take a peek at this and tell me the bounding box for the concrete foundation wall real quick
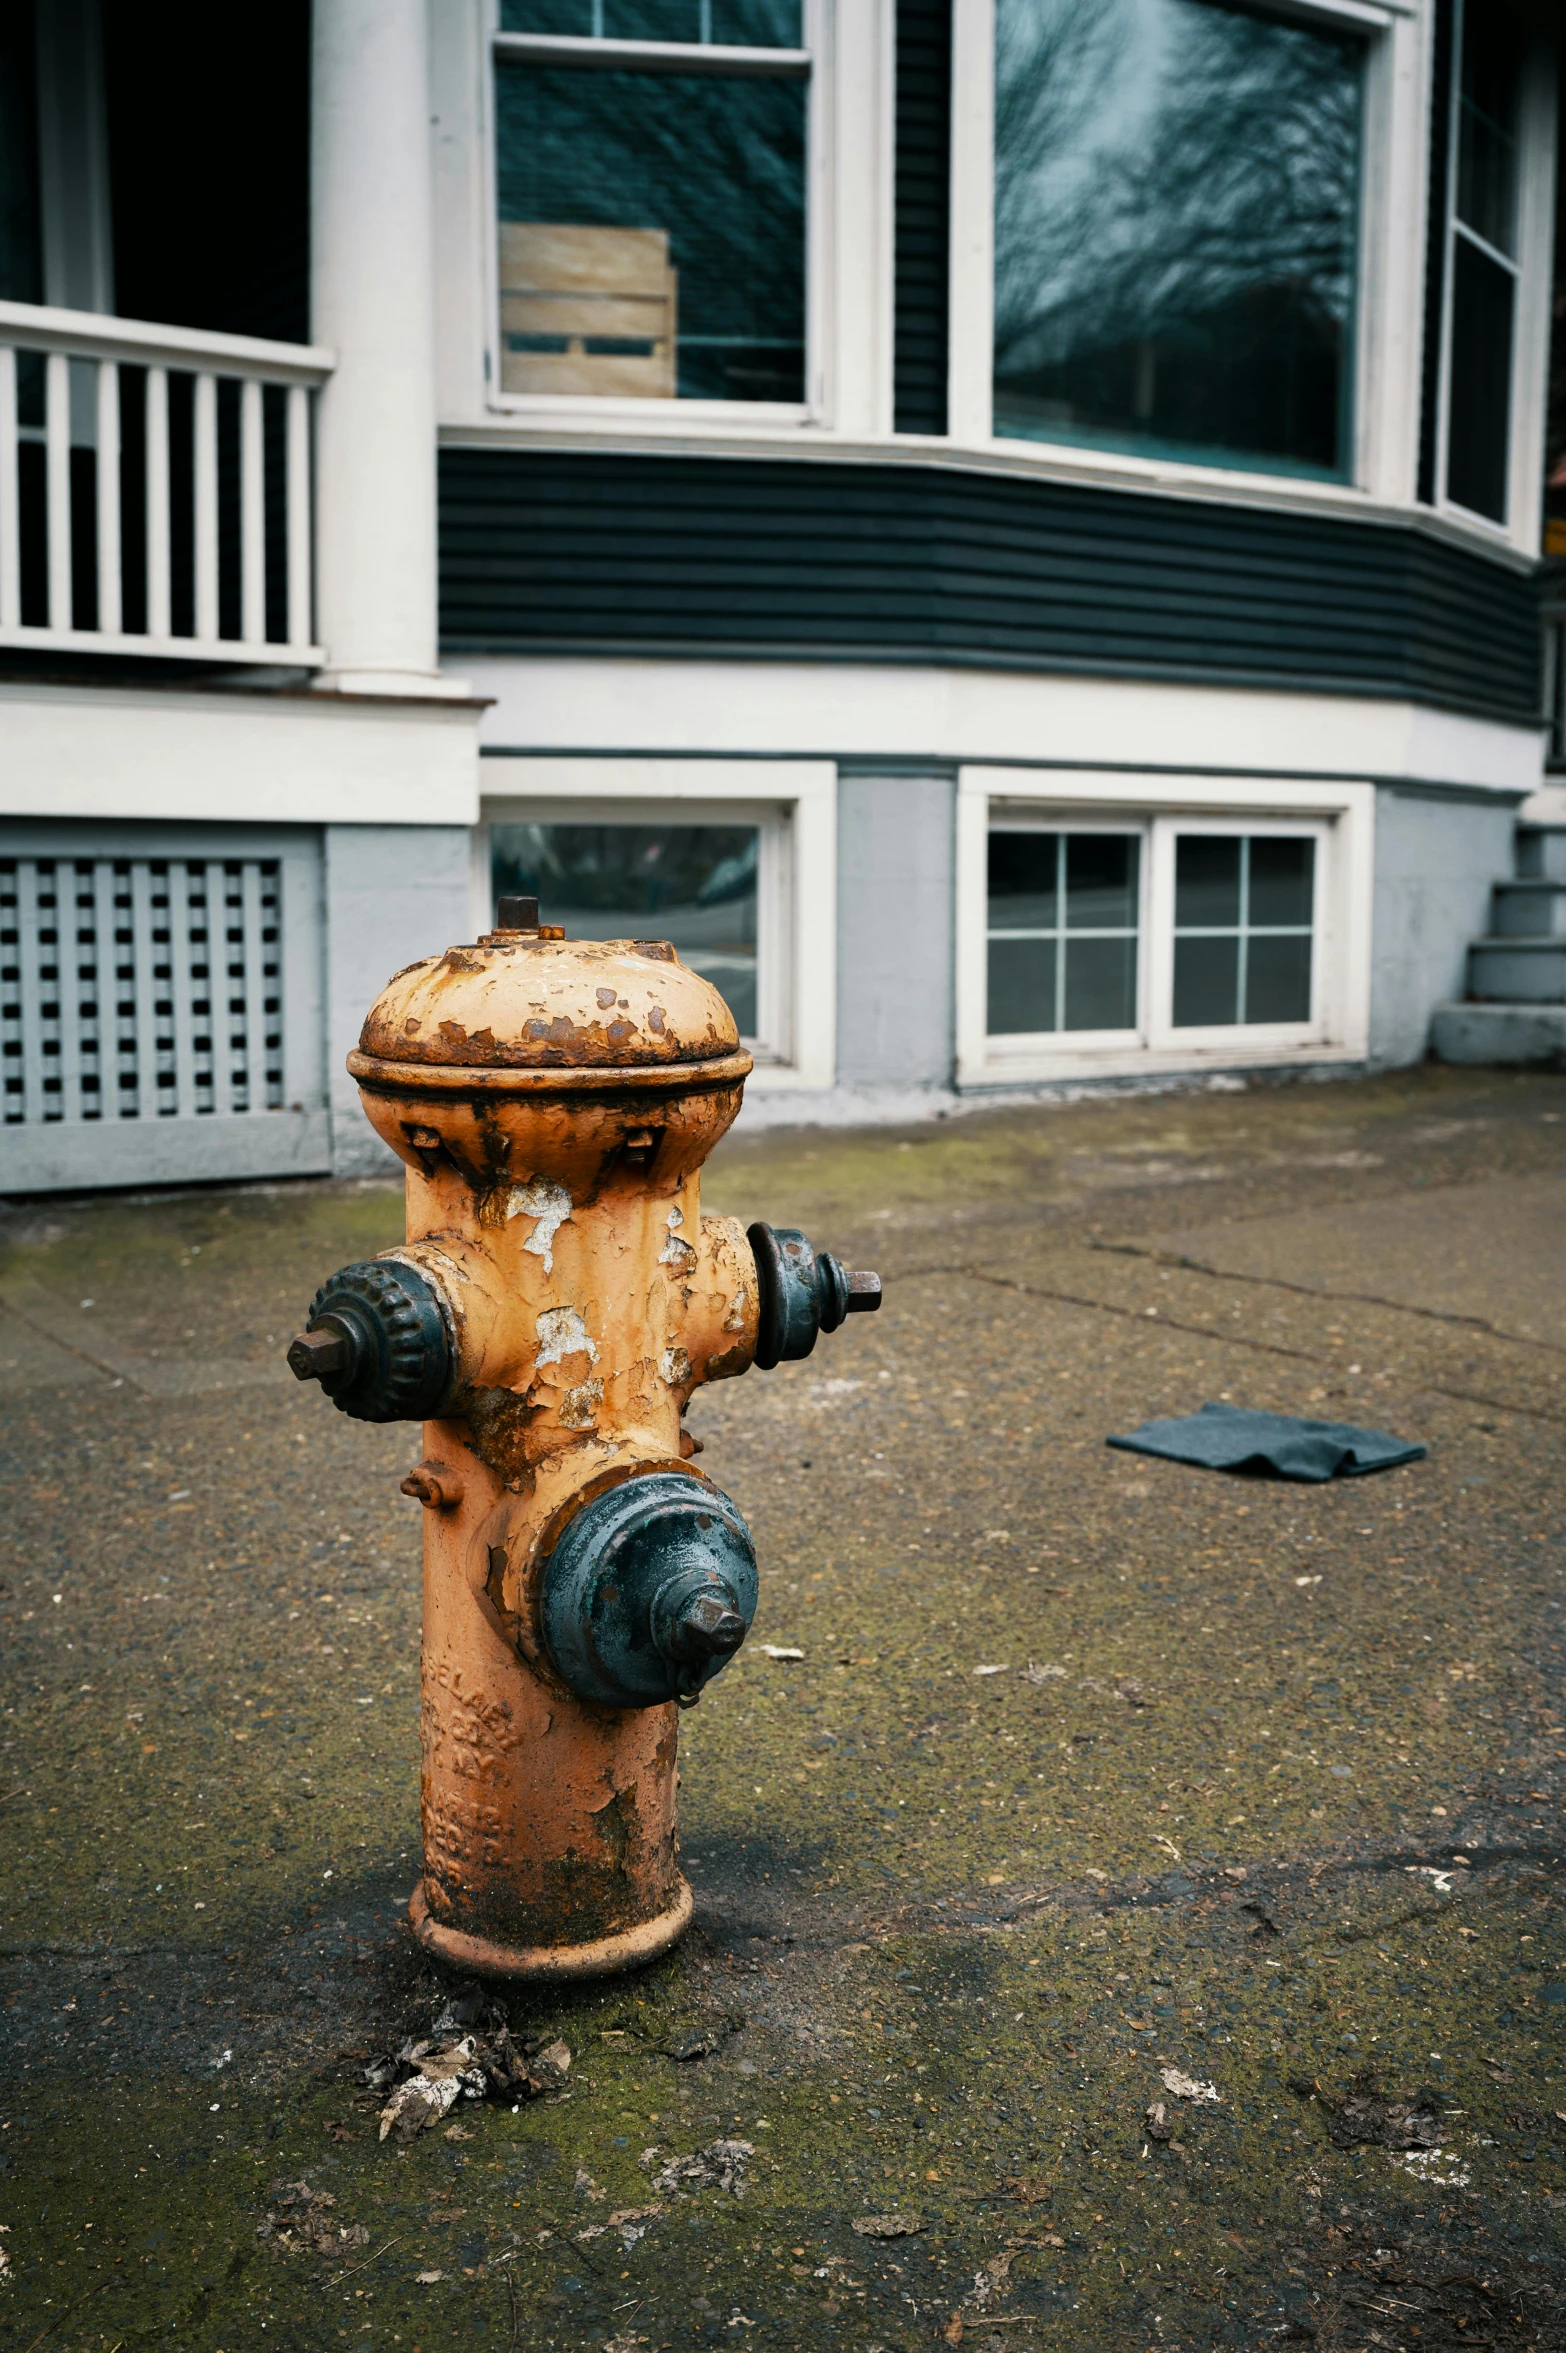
[835,768,956,1090]
[324,823,475,1171]
[1368,785,1520,1069]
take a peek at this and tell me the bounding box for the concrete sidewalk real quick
[4,1065,1566,2351]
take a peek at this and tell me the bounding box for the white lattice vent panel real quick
[1,855,284,1127]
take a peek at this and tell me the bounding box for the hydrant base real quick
[407,1876,695,1983]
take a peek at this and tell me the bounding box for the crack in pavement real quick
[1088,1239,1566,1361]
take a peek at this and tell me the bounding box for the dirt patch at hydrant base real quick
[4,1065,1566,2348]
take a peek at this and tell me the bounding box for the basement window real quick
[491,817,764,1035]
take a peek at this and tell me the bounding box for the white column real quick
[311,0,464,696]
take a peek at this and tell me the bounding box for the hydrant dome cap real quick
[358,934,743,1071]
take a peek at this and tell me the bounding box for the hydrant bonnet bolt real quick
[291,1259,453,1423]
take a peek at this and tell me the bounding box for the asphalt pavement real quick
[4,1064,1566,2351]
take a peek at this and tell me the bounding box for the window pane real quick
[502,0,595,28]
[1065,936,1137,1029]
[1175,835,1241,928]
[607,0,704,32]
[491,821,759,1033]
[1456,0,1524,257]
[1173,934,1239,1026]
[1246,932,1312,1023]
[1446,237,1514,523]
[988,831,1058,931]
[496,63,805,402]
[711,0,801,40]
[988,935,1057,1034]
[501,0,802,36]
[993,0,1363,478]
[1065,834,1138,929]
[1248,837,1314,927]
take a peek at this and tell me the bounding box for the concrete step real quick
[1432,1001,1566,1067]
[1516,824,1566,882]
[1468,937,1566,1002]
[1492,880,1566,937]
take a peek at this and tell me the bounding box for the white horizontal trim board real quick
[479,755,836,1092]
[0,1108,331,1195]
[0,683,484,828]
[954,766,1375,1088]
[458,657,1545,796]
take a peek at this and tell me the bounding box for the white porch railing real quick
[0,302,333,665]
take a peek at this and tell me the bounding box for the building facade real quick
[0,0,1559,1191]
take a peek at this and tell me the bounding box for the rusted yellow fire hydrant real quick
[287,896,879,1981]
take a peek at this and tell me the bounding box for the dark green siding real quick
[894,0,952,438]
[439,450,1541,725]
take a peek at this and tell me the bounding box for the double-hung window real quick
[989,0,1366,480]
[492,3,811,410]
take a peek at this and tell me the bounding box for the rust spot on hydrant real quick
[284,904,881,1982]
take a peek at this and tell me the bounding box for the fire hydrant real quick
[287,897,880,1981]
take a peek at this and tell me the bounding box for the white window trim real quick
[1432,0,1558,553]
[476,755,835,1090]
[954,0,1433,515]
[956,767,1374,1088]
[458,0,893,439]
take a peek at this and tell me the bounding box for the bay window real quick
[991,0,1365,479]
[493,2,809,408]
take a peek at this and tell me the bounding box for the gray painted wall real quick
[325,824,475,1172]
[835,769,956,1090]
[1368,786,1519,1068]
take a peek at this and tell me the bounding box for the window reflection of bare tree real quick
[994,0,1361,468]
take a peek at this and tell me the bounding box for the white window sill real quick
[962,1038,1360,1090]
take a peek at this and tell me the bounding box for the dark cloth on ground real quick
[1107,1400,1427,1483]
